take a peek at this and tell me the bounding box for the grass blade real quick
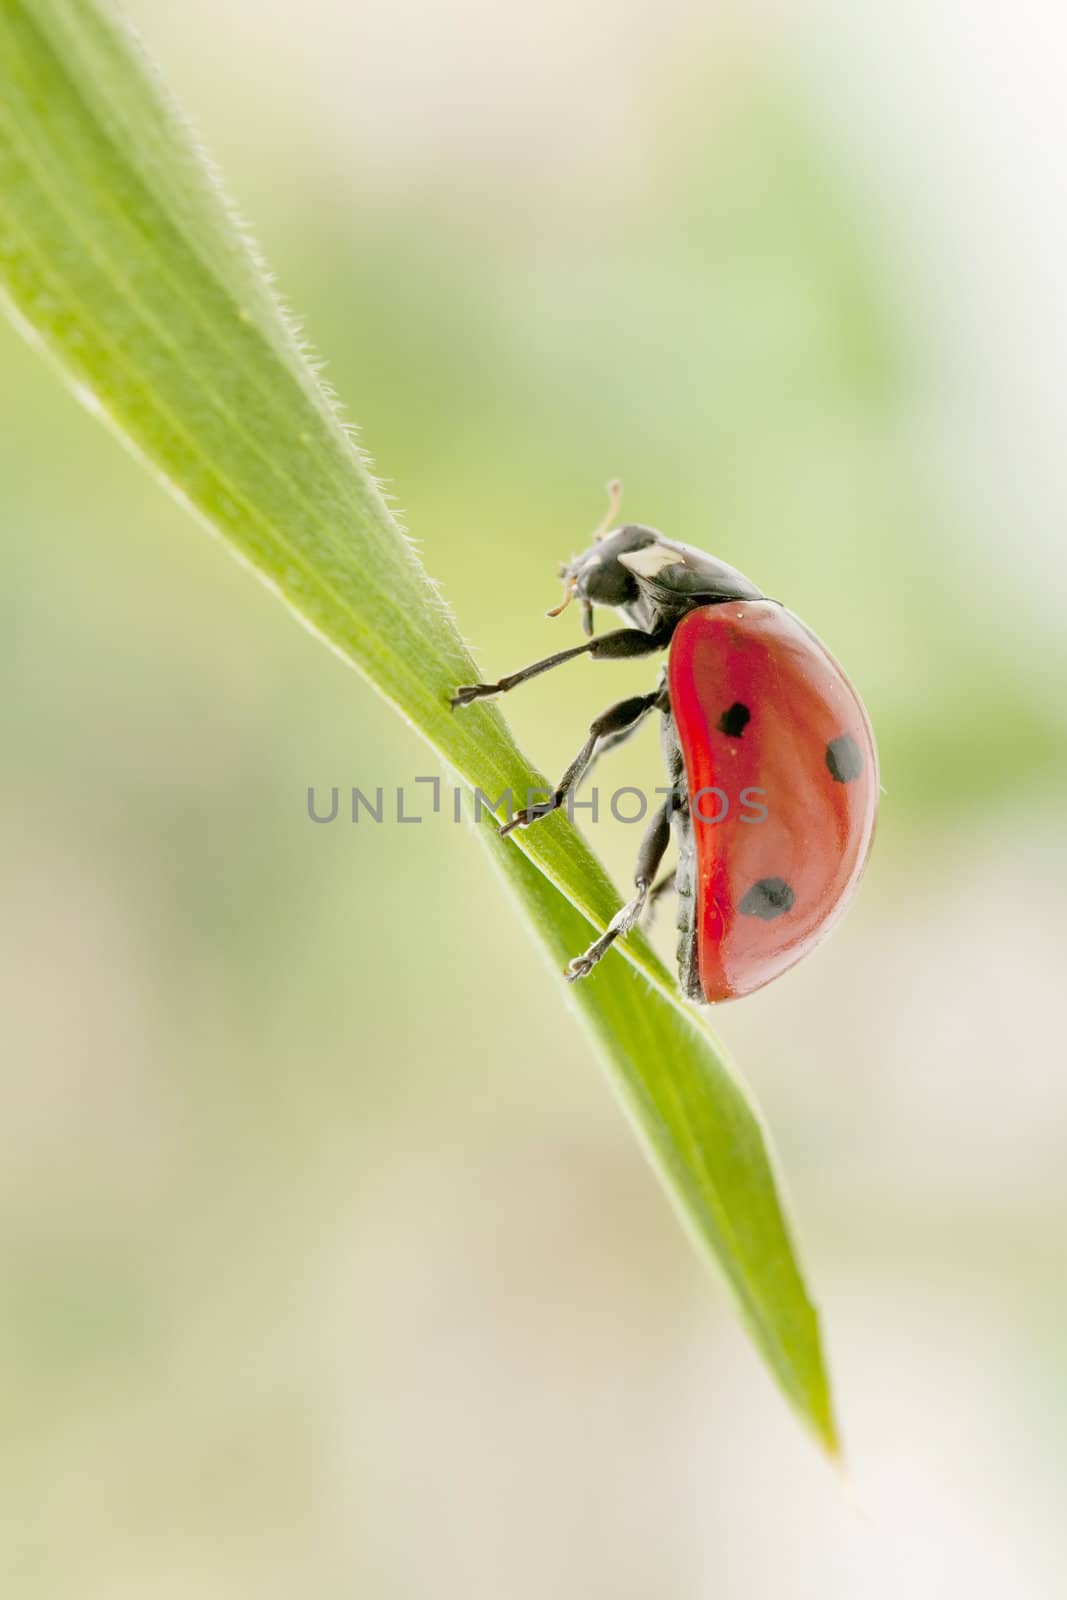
[0,0,838,1452]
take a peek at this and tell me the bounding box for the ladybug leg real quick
[565,794,676,983]
[499,690,659,837]
[450,626,668,708]
[644,869,677,927]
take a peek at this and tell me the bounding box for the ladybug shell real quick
[667,600,878,1003]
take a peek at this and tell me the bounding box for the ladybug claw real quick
[450,683,494,709]
[499,800,558,837]
[565,956,595,983]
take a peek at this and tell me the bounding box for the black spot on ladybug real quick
[826,734,863,783]
[717,701,751,738]
[738,877,795,920]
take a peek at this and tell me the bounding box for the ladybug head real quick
[550,522,663,636]
[549,484,764,636]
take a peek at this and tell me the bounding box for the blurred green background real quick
[3,2,1067,1595]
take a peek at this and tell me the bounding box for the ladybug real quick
[451,485,878,1002]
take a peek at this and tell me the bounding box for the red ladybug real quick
[451,485,878,1002]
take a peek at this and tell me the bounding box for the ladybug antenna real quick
[593,478,623,542]
[546,573,577,619]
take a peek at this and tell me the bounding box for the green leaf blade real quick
[492,832,837,1447]
[0,0,839,1453]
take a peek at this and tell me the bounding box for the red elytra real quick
[668,600,878,1002]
